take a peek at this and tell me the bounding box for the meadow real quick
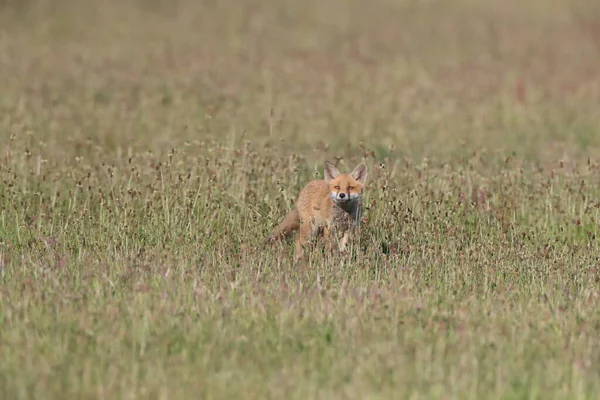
[1,0,600,398]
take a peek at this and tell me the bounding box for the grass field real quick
[1,0,600,398]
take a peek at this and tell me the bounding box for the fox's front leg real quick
[338,230,350,254]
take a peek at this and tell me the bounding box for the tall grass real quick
[1,0,600,398]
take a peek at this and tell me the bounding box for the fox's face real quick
[324,161,368,204]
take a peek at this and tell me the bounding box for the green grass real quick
[1,0,600,398]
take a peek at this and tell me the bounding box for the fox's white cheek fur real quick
[330,191,360,203]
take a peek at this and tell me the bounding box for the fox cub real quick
[266,161,368,264]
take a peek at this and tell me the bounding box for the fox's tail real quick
[264,207,300,244]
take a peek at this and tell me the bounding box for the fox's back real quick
[296,180,332,220]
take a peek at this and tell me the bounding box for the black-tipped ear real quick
[351,162,368,184]
[324,161,340,182]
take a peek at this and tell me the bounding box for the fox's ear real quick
[351,162,368,184]
[324,161,340,182]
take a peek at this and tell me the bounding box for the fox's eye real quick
[334,186,340,190]
[348,186,354,190]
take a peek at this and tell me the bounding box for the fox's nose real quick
[339,193,346,199]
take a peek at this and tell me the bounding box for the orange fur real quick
[266,161,368,264]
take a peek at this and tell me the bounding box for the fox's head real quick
[324,161,368,205]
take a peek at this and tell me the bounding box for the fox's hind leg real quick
[322,224,333,252]
[294,220,312,265]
